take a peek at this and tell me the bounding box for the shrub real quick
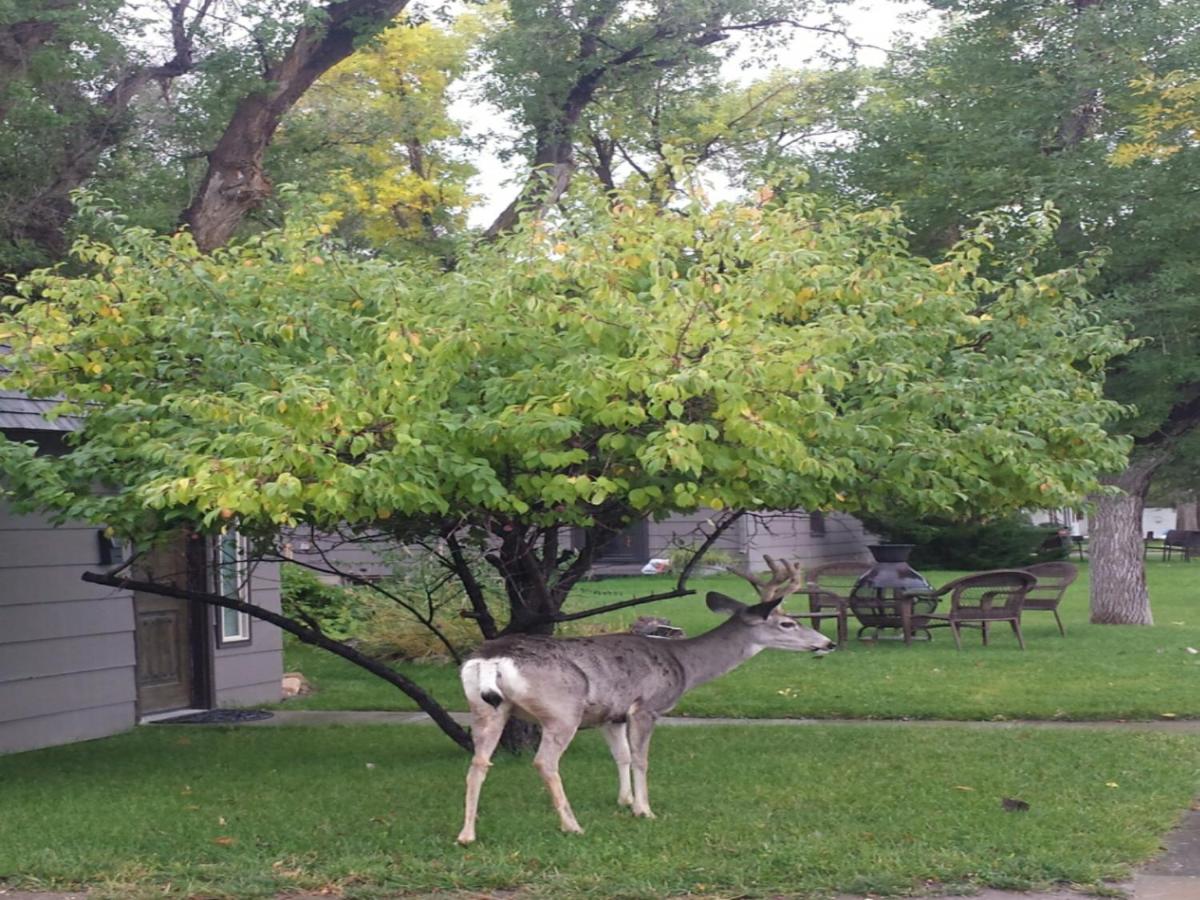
[355,592,483,663]
[280,564,363,639]
[352,544,500,663]
[864,514,1069,570]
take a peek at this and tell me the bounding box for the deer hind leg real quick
[533,717,584,834]
[601,721,634,807]
[626,706,658,819]
[456,702,511,846]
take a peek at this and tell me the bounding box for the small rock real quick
[281,671,313,697]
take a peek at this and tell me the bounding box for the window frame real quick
[212,530,252,647]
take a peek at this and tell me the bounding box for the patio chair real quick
[1021,561,1078,636]
[1162,529,1200,562]
[918,569,1037,650]
[804,560,870,645]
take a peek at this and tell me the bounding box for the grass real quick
[277,559,1200,721]
[2,723,1198,898]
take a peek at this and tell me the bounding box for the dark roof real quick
[0,348,81,432]
[0,388,81,432]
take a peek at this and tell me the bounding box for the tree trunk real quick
[2,1,201,262]
[1175,492,1199,530]
[1089,455,1163,625]
[181,0,408,251]
[482,138,575,240]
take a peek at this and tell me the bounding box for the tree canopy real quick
[1,187,1130,626]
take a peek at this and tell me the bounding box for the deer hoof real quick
[633,808,656,819]
[561,822,585,835]
[456,830,476,845]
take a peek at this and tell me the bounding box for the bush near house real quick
[279,564,363,639]
[865,514,1070,570]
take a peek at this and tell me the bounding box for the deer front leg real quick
[626,706,657,819]
[601,722,634,807]
[533,717,584,835]
[456,703,511,845]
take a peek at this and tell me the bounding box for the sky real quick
[456,0,942,227]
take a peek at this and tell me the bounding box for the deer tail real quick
[462,658,506,708]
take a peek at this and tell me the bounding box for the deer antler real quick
[728,555,805,604]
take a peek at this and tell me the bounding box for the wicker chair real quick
[919,569,1037,650]
[1162,529,1200,562]
[1021,561,1078,636]
[804,560,870,645]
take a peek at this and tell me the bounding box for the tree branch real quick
[81,569,473,753]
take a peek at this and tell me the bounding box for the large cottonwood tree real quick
[0,0,412,270]
[819,0,1200,624]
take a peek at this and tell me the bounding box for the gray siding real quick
[0,500,138,754]
[211,560,282,708]
[286,531,394,583]
[591,509,871,576]
[648,511,748,564]
[742,512,872,571]
[0,500,285,752]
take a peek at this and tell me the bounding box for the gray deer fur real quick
[456,556,834,844]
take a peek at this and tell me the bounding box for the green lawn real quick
[1,723,1198,898]
[278,560,1200,721]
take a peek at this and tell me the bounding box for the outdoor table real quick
[848,591,939,645]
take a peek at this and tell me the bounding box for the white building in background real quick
[1029,507,1177,539]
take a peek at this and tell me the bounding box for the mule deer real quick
[456,556,833,844]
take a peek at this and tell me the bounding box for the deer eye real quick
[780,620,798,629]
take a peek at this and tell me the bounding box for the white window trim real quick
[213,530,252,645]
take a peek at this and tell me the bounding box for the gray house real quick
[291,510,871,585]
[0,389,283,755]
[587,509,872,576]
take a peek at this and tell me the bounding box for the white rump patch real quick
[460,657,529,706]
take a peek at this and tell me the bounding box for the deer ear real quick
[745,597,785,620]
[706,591,748,616]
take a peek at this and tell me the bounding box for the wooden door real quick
[134,590,194,713]
[133,536,205,714]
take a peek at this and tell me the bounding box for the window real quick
[213,530,251,645]
[809,511,826,538]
